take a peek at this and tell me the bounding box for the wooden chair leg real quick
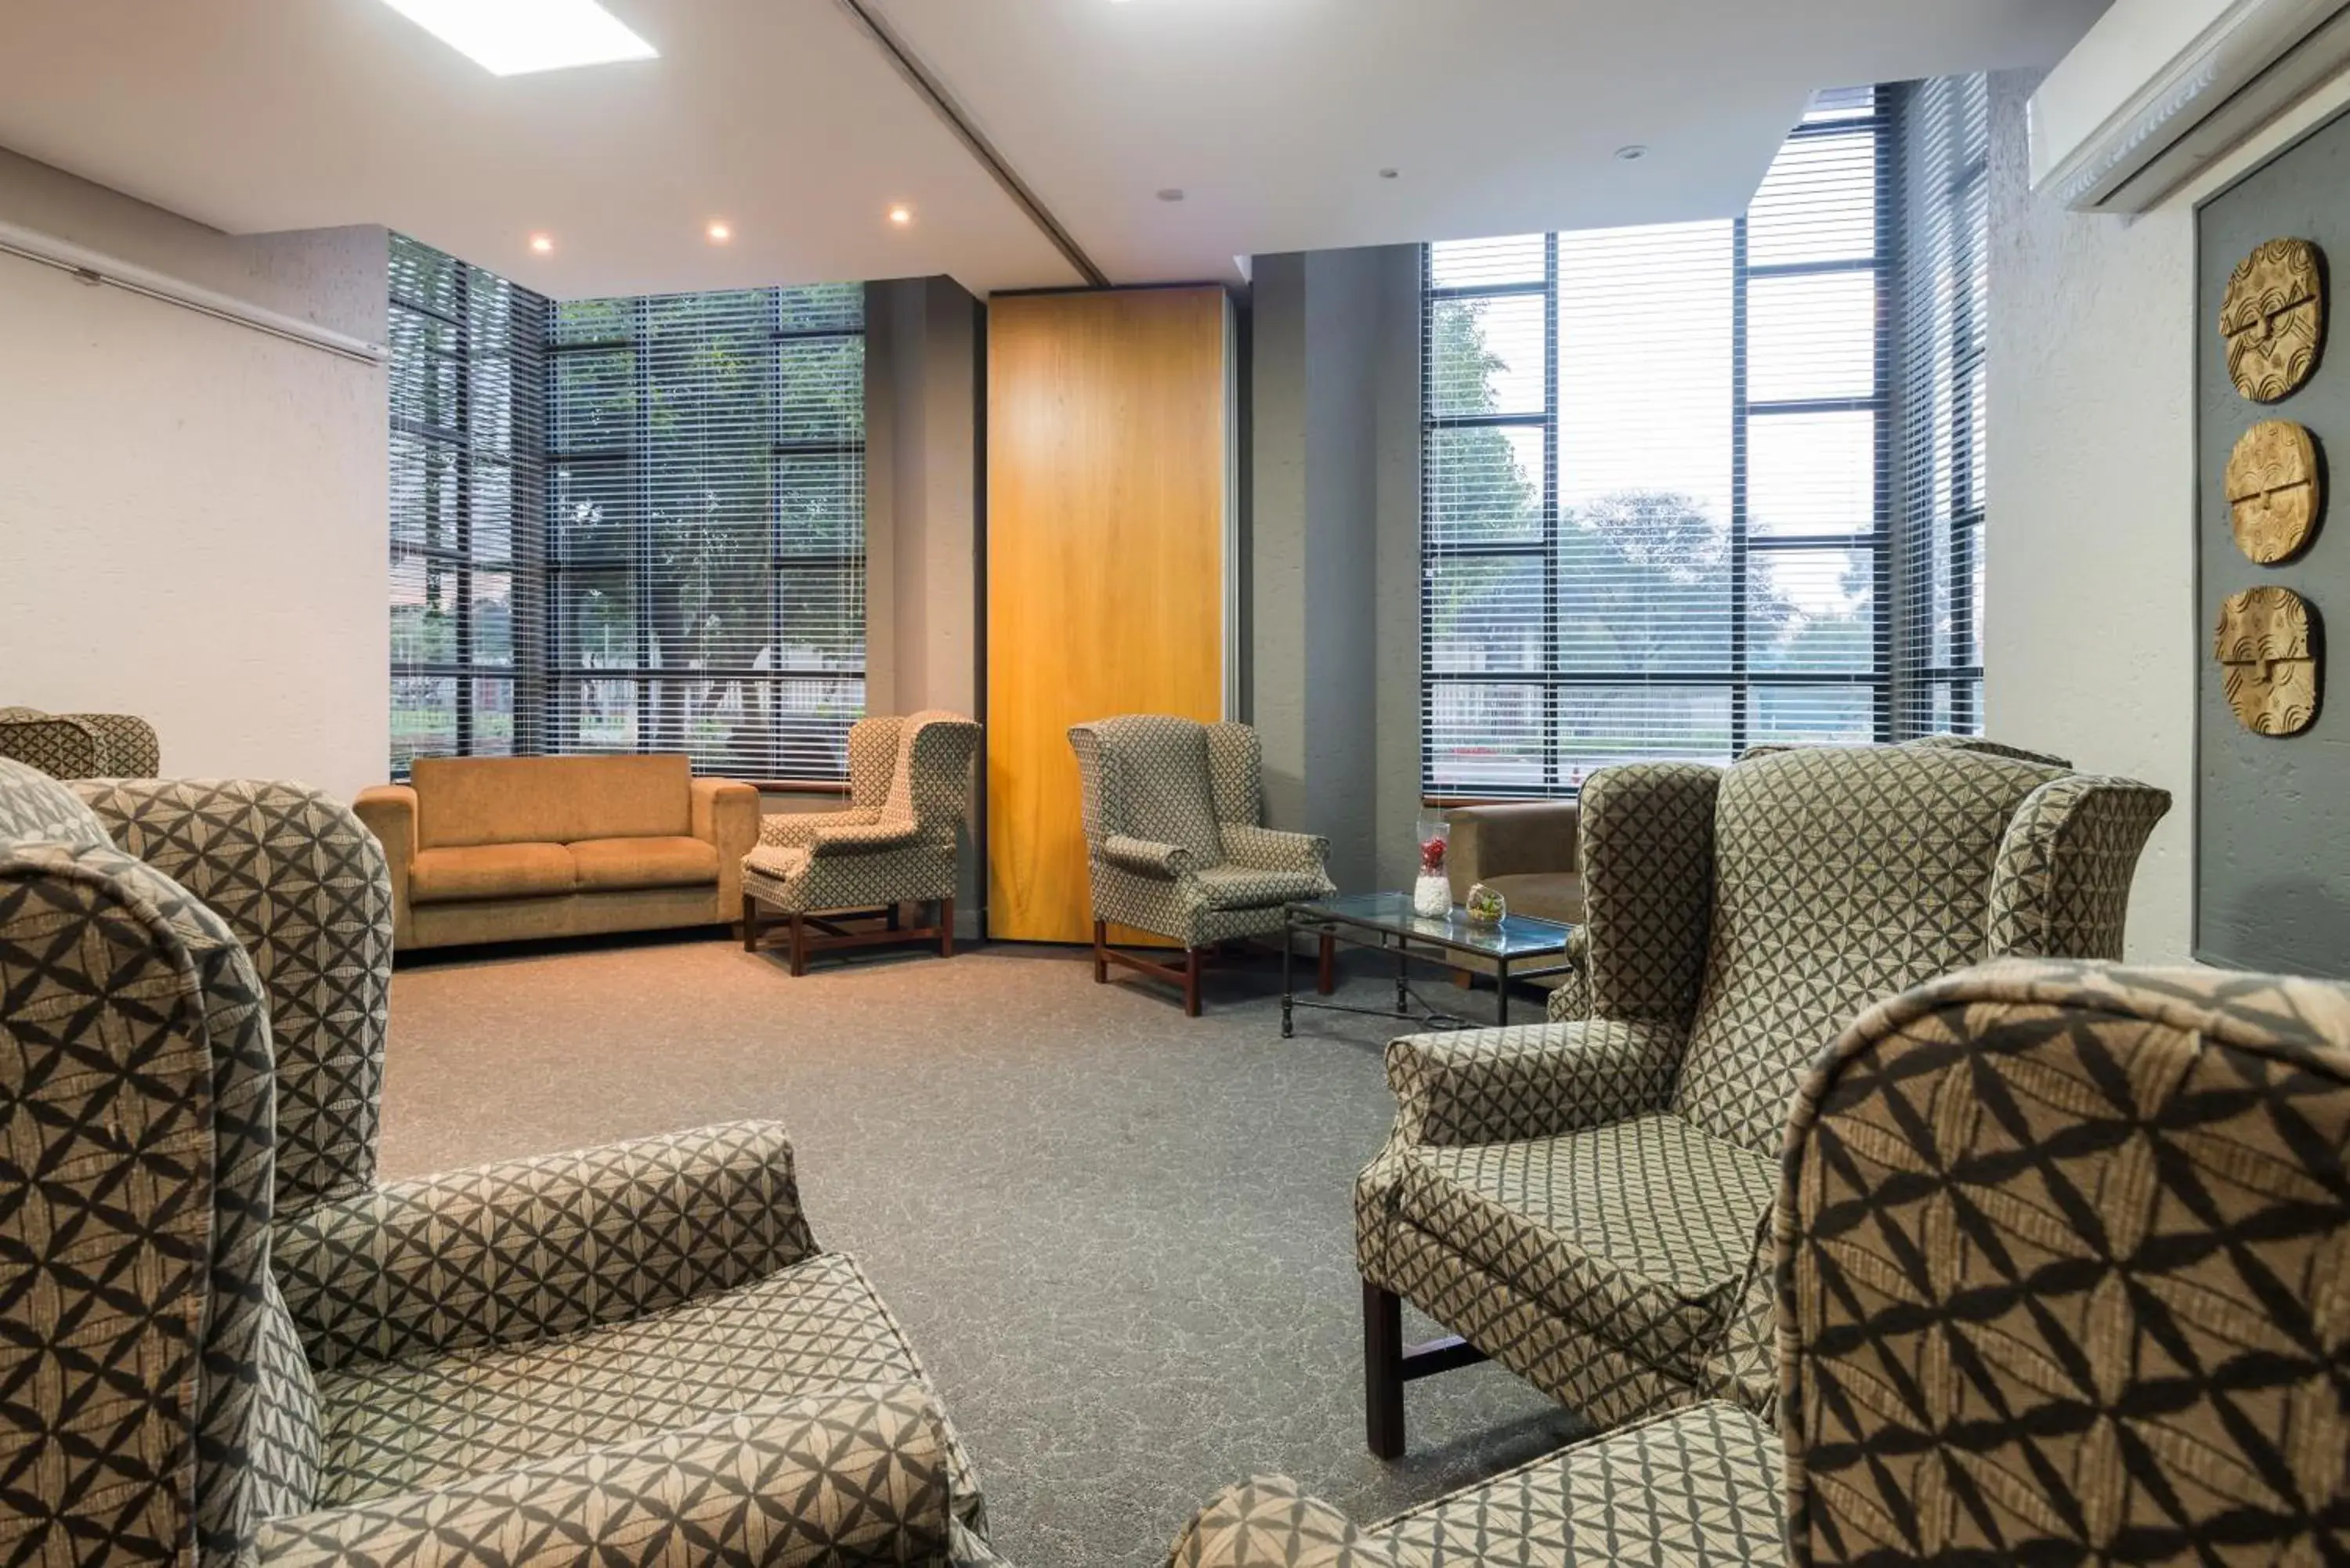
[1364,1280,1406,1459]
[788,912,808,977]
[742,892,759,953]
[1318,933,1336,995]
[939,897,956,958]
[887,901,902,931]
[1092,919,1109,984]
[1184,946,1203,1017]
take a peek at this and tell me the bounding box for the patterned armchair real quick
[1357,739,2171,1454]
[1068,715,1336,1017]
[3,757,1002,1568]
[743,710,980,975]
[1177,959,2350,1567]
[0,703,159,779]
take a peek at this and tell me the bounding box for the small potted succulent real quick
[1464,881,1509,927]
[1413,829,1452,918]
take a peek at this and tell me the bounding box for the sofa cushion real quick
[411,754,692,848]
[1392,1113,1777,1378]
[408,843,575,905]
[569,835,720,893]
[1477,871,1585,927]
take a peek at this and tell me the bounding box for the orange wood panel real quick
[986,287,1230,943]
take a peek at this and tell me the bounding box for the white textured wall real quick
[0,148,387,802]
[1986,68,2350,962]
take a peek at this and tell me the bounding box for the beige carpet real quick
[384,932,1582,1568]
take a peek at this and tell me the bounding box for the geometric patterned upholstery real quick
[0,705,161,779]
[742,710,978,916]
[0,758,1000,1567]
[73,776,392,1216]
[1067,715,1335,949]
[1188,960,2349,1568]
[1358,739,2171,1442]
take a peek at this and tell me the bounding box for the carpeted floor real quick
[383,932,1585,1568]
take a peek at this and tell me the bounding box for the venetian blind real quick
[389,233,548,775]
[1422,85,1905,800]
[1892,74,1990,736]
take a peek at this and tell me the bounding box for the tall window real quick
[387,244,866,782]
[1422,81,1983,800]
[545,286,866,780]
[388,237,546,771]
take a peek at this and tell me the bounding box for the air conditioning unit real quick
[2031,0,2350,211]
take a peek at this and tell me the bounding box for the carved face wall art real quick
[2224,420,2323,563]
[2220,238,2326,403]
[2214,586,2319,735]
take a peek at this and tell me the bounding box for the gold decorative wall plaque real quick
[2219,238,2326,403]
[2224,420,2323,563]
[2214,586,2319,735]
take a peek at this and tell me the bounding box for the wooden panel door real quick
[985,287,1230,943]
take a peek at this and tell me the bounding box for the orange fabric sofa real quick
[355,754,761,951]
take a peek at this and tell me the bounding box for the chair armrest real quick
[1101,834,1199,876]
[1386,1017,1685,1147]
[0,714,103,779]
[352,784,417,951]
[251,1387,957,1568]
[1218,824,1329,876]
[76,777,394,1209]
[760,805,882,848]
[272,1120,820,1371]
[692,777,761,913]
[1444,800,1579,901]
[808,818,925,854]
[1170,1477,1397,1568]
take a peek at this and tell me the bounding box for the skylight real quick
[378,0,657,76]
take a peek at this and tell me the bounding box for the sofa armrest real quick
[352,784,418,951]
[692,777,761,914]
[1101,834,1198,877]
[1218,825,1329,876]
[1386,1017,1685,1147]
[252,1387,957,1568]
[1444,800,1578,901]
[1170,1476,1397,1568]
[77,777,395,1209]
[272,1120,819,1371]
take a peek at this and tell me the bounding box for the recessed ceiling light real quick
[1157,187,1185,203]
[706,220,733,244]
[888,205,913,226]
[529,233,555,254]
[1379,168,1400,180]
[1614,144,1649,161]
[377,0,657,77]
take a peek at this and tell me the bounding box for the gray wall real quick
[2193,110,2350,976]
[1246,244,1424,893]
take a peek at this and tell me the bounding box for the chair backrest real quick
[1,759,320,1568]
[889,710,980,833]
[74,779,395,1216]
[1068,714,1227,865]
[1667,742,2167,1153]
[1780,959,2350,1565]
[0,706,161,780]
[409,753,692,847]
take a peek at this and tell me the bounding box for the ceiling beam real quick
[833,0,1110,288]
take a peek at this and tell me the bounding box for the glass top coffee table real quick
[1281,892,1577,1038]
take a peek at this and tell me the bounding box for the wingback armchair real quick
[0,703,160,779]
[1179,959,2350,1567]
[5,758,1001,1567]
[1357,739,2171,1454]
[741,709,979,974]
[1068,715,1335,1017]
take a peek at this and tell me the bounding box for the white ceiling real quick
[0,0,2108,301]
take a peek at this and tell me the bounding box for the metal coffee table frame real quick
[1280,892,1577,1039]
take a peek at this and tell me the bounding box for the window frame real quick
[1419,96,1904,804]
